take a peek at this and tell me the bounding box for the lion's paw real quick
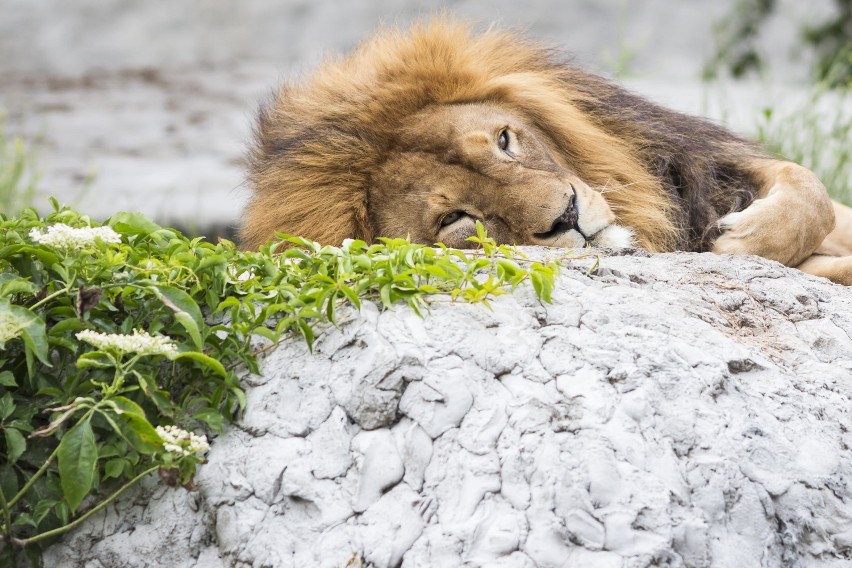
[712,201,798,265]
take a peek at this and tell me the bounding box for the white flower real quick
[76,329,178,357]
[29,223,122,250]
[156,425,210,457]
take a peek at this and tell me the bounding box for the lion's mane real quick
[241,19,765,251]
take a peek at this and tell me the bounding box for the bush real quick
[0,203,558,565]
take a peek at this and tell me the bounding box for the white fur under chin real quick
[591,225,635,249]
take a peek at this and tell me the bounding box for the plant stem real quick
[0,484,12,543]
[18,464,159,547]
[6,445,59,509]
[29,284,72,311]
[8,405,95,510]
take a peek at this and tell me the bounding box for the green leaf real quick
[4,427,26,463]
[32,498,57,527]
[58,418,97,511]
[297,319,315,352]
[76,351,116,369]
[153,285,204,349]
[530,267,554,303]
[103,458,125,480]
[1,303,50,374]
[230,385,247,413]
[173,311,203,350]
[0,371,15,387]
[0,392,13,420]
[338,284,361,310]
[197,254,227,271]
[496,259,522,280]
[55,501,70,525]
[108,211,164,236]
[97,405,162,455]
[192,408,224,433]
[173,351,227,378]
[49,317,86,336]
[252,326,279,344]
[380,283,393,308]
[214,296,241,313]
[108,396,148,419]
[120,413,163,455]
[0,274,38,298]
[137,374,174,416]
[0,464,18,503]
[0,244,59,266]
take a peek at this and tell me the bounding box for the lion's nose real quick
[533,191,582,240]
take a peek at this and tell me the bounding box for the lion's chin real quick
[589,225,635,249]
[550,225,634,250]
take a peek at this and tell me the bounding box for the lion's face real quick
[368,103,634,250]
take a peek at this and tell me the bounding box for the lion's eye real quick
[440,211,467,227]
[498,129,510,152]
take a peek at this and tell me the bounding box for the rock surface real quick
[45,250,852,567]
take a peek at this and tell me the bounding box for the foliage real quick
[754,91,852,204]
[704,0,851,89]
[703,0,775,82]
[0,203,559,565]
[0,112,38,217]
[601,0,642,78]
[801,0,851,89]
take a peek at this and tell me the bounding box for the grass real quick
[0,111,39,215]
[753,88,852,205]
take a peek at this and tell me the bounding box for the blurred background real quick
[1,0,849,239]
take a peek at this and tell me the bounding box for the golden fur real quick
[241,20,852,285]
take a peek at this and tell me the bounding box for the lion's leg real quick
[712,160,835,267]
[796,254,852,285]
[814,200,852,257]
[796,201,852,286]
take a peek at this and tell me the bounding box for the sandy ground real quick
[1,65,269,236]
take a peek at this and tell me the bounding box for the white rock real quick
[45,250,852,567]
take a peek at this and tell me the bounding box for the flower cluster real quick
[76,329,178,357]
[156,425,210,457]
[29,223,122,250]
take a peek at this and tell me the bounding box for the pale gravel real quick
[45,249,852,567]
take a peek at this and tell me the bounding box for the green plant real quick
[0,203,560,565]
[704,0,851,88]
[801,0,851,89]
[754,92,852,205]
[703,0,775,82]
[0,112,39,217]
[601,0,642,78]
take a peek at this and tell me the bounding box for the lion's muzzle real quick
[533,189,583,241]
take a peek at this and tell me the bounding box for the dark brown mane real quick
[564,70,766,250]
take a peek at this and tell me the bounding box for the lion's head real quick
[240,20,682,252]
[369,102,633,250]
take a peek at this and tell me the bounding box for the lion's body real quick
[242,20,852,285]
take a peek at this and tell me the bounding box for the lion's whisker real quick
[597,181,640,195]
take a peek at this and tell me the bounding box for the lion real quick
[240,19,852,286]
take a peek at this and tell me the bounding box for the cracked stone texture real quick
[45,250,852,567]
